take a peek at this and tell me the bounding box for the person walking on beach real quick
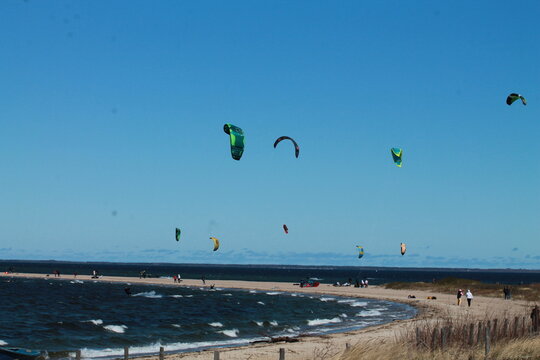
[457,289,463,306]
[201,275,206,285]
[466,289,473,307]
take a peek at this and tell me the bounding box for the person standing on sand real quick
[466,289,473,307]
[457,289,463,306]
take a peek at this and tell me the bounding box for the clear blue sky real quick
[1,0,539,268]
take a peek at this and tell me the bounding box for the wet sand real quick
[2,273,531,360]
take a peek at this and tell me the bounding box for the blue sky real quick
[0,0,539,268]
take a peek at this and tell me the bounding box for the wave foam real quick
[266,292,280,295]
[356,310,382,317]
[0,340,7,346]
[257,301,265,305]
[320,297,335,302]
[350,301,368,307]
[219,329,239,337]
[170,295,183,298]
[104,325,128,333]
[80,337,268,358]
[254,321,264,327]
[209,322,223,327]
[307,317,342,326]
[83,319,103,326]
[269,321,278,326]
[133,291,162,299]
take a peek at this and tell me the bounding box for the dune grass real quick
[384,277,540,302]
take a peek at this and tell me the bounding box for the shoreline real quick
[1,273,531,360]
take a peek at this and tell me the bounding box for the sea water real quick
[0,277,415,358]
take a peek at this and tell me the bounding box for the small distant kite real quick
[223,123,245,160]
[283,224,288,234]
[506,93,527,106]
[210,237,220,251]
[273,136,300,158]
[400,243,406,256]
[175,228,181,242]
[356,246,364,259]
[391,148,403,167]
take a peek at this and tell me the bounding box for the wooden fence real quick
[415,316,538,357]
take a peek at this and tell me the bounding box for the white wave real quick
[83,319,103,326]
[80,337,268,358]
[133,291,162,299]
[307,317,342,326]
[219,329,239,337]
[0,340,7,345]
[170,295,183,298]
[209,322,223,327]
[254,321,264,327]
[269,321,278,326]
[339,313,348,318]
[337,299,356,303]
[223,293,232,296]
[249,290,257,293]
[350,301,368,307]
[356,310,382,317]
[104,325,128,333]
[70,280,84,284]
[266,292,280,295]
[172,324,181,328]
[290,293,298,297]
[185,295,193,298]
[320,297,335,302]
[257,301,265,305]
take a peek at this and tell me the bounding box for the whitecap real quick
[269,321,278,326]
[133,291,162,299]
[104,325,128,333]
[350,301,368,307]
[339,313,348,318]
[185,295,193,298]
[266,292,280,295]
[307,317,342,326]
[257,301,265,305]
[223,293,232,296]
[254,321,264,327]
[337,299,356,303]
[170,295,183,298]
[0,340,7,346]
[320,297,335,302]
[219,329,239,337]
[83,319,103,326]
[172,324,181,328]
[80,338,267,358]
[209,322,223,327]
[356,310,382,317]
[249,290,257,293]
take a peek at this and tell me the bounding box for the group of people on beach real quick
[456,289,473,307]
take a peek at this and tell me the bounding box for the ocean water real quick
[0,277,415,358]
[2,260,539,285]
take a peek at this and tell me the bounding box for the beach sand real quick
[2,273,531,359]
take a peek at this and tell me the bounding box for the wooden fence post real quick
[279,348,285,360]
[514,317,519,338]
[492,319,498,342]
[441,327,447,351]
[485,320,491,358]
[75,350,81,360]
[213,350,220,360]
[503,318,508,338]
[431,327,439,350]
[159,347,164,360]
[469,323,475,346]
[345,343,351,351]
[416,327,421,348]
[477,322,483,345]
[522,317,526,336]
[123,347,129,360]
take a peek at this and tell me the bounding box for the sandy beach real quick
[2,273,532,359]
